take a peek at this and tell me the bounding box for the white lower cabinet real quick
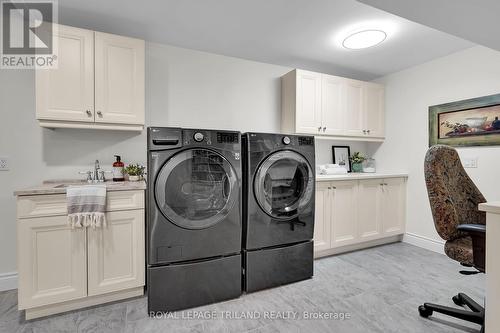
[330,180,358,248]
[17,216,87,309]
[313,182,332,252]
[358,179,383,241]
[314,177,406,257]
[87,210,145,296]
[381,178,407,236]
[17,190,145,319]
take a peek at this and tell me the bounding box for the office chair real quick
[419,145,486,333]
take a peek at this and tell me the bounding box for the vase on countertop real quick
[363,158,376,173]
[128,175,141,181]
[351,163,363,173]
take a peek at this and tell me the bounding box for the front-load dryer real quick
[147,127,242,312]
[242,132,315,292]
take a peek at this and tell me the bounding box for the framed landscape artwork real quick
[332,146,351,172]
[429,93,500,147]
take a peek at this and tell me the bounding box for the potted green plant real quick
[124,163,145,181]
[350,152,366,173]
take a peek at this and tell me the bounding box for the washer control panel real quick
[193,132,205,142]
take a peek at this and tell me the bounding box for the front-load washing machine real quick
[147,127,242,312]
[242,132,315,292]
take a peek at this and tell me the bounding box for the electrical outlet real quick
[462,157,478,168]
[0,157,9,171]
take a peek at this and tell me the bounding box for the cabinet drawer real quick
[17,190,145,219]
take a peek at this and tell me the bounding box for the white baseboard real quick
[0,272,18,291]
[403,232,445,255]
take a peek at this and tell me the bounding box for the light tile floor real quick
[0,243,485,332]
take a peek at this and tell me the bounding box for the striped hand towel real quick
[67,185,107,228]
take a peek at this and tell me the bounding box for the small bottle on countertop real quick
[112,155,125,181]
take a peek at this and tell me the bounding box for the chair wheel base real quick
[418,305,433,318]
[452,295,464,306]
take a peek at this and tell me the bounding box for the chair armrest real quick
[457,224,486,273]
[457,224,486,235]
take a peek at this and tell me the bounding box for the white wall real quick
[315,139,371,165]
[370,46,500,250]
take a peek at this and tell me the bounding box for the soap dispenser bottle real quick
[112,155,125,181]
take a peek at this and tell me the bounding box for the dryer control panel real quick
[183,129,240,147]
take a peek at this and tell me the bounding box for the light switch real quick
[462,157,478,168]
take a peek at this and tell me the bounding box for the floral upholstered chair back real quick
[424,145,486,241]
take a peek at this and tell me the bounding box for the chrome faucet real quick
[79,160,110,183]
[94,160,100,181]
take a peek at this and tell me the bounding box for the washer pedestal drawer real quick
[148,254,242,312]
[244,241,313,293]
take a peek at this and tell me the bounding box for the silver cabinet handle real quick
[367,129,371,134]
[86,110,92,116]
[97,111,103,116]
[363,130,367,134]
[322,127,326,132]
[318,126,322,131]
[328,187,332,190]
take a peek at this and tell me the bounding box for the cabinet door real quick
[381,178,406,236]
[344,79,365,136]
[17,216,87,309]
[330,180,358,248]
[36,24,94,122]
[87,210,145,296]
[363,83,385,138]
[321,75,345,136]
[358,179,383,241]
[95,32,145,125]
[295,70,322,134]
[314,182,332,253]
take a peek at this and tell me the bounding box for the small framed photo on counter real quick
[332,146,351,172]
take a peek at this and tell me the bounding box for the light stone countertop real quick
[316,172,408,181]
[14,179,147,196]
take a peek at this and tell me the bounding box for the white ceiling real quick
[357,0,500,52]
[58,0,474,80]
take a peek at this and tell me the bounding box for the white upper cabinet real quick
[321,75,345,136]
[363,82,385,138]
[281,69,385,141]
[36,25,94,123]
[344,79,365,137]
[94,32,145,126]
[295,70,322,133]
[36,24,145,131]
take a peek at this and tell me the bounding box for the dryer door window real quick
[155,148,238,229]
[254,150,314,219]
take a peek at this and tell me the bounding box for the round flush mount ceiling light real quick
[342,29,387,50]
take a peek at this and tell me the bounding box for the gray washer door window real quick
[155,148,238,229]
[254,150,313,219]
